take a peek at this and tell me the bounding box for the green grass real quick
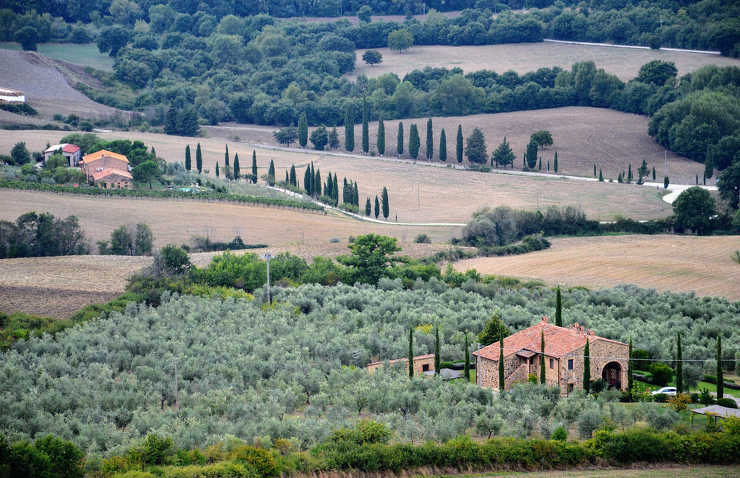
[426,466,740,477]
[0,42,114,71]
[695,380,740,398]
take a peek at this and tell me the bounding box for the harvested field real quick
[461,465,740,477]
[0,49,124,119]
[351,42,740,81]
[0,124,678,223]
[453,235,740,301]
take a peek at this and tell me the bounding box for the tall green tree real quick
[304,166,312,195]
[233,153,240,180]
[465,128,487,164]
[365,197,371,216]
[492,137,514,168]
[397,122,404,156]
[289,165,296,186]
[377,116,385,155]
[298,111,308,148]
[336,233,401,284]
[361,100,369,154]
[251,149,257,184]
[593,163,597,177]
[555,286,562,326]
[267,160,275,186]
[464,333,470,381]
[195,143,202,173]
[676,333,683,393]
[215,162,220,177]
[526,140,538,169]
[439,129,447,162]
[374,195,380,219]
[673,187,717,235]
[434,324,441,375]
[627,338,634,400]
[328,127,339,149]
[627,163,633,182]
[478,313,510,346]
[583,339,591,394]
[409,124,420,159]
[185,145,191,171]
[717,336,723,399]
[599,169,604,182]
[313,168,321,196]
[344,107,354,152]
[456,125,463,163]
[381,186,389,219]
[499,338,505,391]
[554,151,559,172]
[426,118,433,160]
[408,324,414,378]
[224,144,229,167]
[540,330,546,384]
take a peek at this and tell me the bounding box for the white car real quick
[651,387,677,396]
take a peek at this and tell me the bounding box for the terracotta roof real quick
[92,168,133,181]
[473,317,626,362]
[82,149,128,164]
[62,144,80,153]
[368,353,435,367]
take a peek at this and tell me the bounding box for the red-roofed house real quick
[43,143,82,166]
[81,149,131,189]
[91,168,133,189]
[473,317,628,395]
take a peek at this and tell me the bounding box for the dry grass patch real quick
[454,235,740,301]
[351,42,740,81]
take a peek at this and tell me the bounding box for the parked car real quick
[651,386,677,396]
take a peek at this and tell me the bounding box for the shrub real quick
[414,233,431,244]
[700,388,715,405]
[652,393,668,403]
[551,426,567,441]
[717,398,738,409]
[649,363,673,386]
[231,446,278,477]
[669,393,691,412]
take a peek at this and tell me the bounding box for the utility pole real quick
[263,253,271,304]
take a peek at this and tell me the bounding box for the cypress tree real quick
[233,153,240,180]
[374,196,379,219]
[365,197,371,216]
[310,163,315,194]
[267,159,275,186]
[676,333,683,393]
[298,111,308,148]
[284,170,289,184]
[397,122,404,156]
[304,166,311,195]
[456,125,463,163]
[499,338,505,391]
[216,162,220,177]
[555,286,562,326]
[695,174,699,185]
[464,333,470,381]
[664,176,669,189]
[717,336,723,399]
[538,156,542,170]
[627,163,633,182]
[325,172,333,199]
[353,182,359,206]
[225,144,229,167]
[196,143,202,173]
[377,116,385,155]
[344,107,354,151]
[381,186,389,219]
[583,339,591,394]
[652,166,656,180]
[333,173,339,204]
[408,324,414,378]
[289,165,296,186]
[185,145,191,171]
[426,118,433,160]
[439,129,447,162]
[554,151,558,172]
[547,160,550,171]
[251,150,257,183]
[593,163,597,177]
[409,124,420,160]
[627,337,633,400]
[540,330,546,384]
[314,168,321,196]
[361,100,369,154]
[434,324,440,375]
[599,169,604,182]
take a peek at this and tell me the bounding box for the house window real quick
[422,364,430,372]
[549,358,554,369]
[568,359,573,370]
[568,383,574,393]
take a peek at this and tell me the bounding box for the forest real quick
[0,279,737,454]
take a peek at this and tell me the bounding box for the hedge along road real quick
[250,142,717,214]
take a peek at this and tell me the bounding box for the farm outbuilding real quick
[473,317,628,396]
[367,353,436,376]
[43,143,81,166]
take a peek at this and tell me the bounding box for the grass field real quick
[453,235,740,301]
[0,42,114,71]
[352,42,740,81]
[442,466,740,478]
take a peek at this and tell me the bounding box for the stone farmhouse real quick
[43,143,82,166]
[81,149,132,189]
[473,317,628,395]
[367,353,436,376]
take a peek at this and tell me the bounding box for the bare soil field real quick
[0,49,123,119]
[454,235,740,301]
[351,42,740,81]
[1,124,677,223]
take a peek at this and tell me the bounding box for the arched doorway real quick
[602,362,622,390]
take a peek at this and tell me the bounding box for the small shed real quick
[367,353,435,376]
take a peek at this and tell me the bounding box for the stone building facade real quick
[367,353,435,376]
[474,317,628,395]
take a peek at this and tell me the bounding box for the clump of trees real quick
[0,211,89,258]
[97,223,154,255]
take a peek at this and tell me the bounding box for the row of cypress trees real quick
[187,145,261,184]
[364,187,390,220]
